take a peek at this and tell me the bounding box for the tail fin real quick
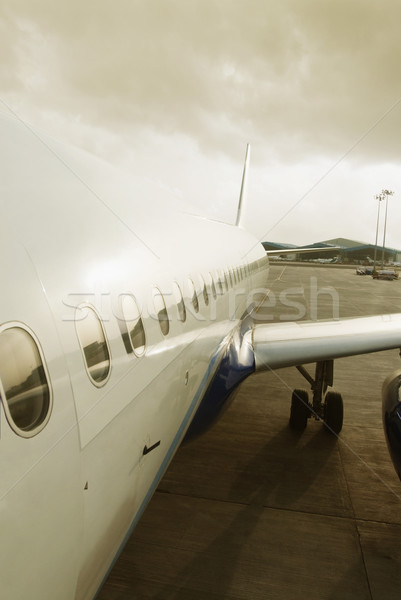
[235,144,250,227]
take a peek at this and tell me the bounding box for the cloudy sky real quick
[1,0,401,247]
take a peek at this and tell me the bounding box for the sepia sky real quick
[1,0,401,247]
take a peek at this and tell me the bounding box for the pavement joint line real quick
[155,489,401,525]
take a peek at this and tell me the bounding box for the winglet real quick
[235,144,250,227]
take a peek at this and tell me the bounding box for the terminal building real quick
[262,237,401,264]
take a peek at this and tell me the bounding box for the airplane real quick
[1,112,401,600]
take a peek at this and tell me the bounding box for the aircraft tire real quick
[324,391,343,435]
[290,389,310,431]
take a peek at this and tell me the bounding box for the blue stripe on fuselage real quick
[95,321,254,597]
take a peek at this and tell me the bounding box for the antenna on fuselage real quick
[235,143,250,227]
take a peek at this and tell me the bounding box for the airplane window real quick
[153,288,170,336]
[216,271,224,295]
[76,305,111,385]
[200,276,209,306]
[222,271,227,292]
[188,278,199,313]
[209,273,217,300]
[172,282,186,323]
[225,272,229,290]
[0,326,52,436]
[120,294,146,356]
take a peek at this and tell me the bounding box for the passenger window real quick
[188,278,199,313]
[76,305,111,385]
[217,271,224,295]
[173,282,186,322]
[0,326,52,436]
[153,288,169,336]
[200,276,209,306]
[225,272,229,290]
[209,273,217,300]
[120,294,146,356]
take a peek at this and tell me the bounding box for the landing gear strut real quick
[289,360,343,434]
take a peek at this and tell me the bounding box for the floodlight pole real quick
[373,192,383,273]
[381,189,394,268]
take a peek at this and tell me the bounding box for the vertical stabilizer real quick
[235,144,250,227]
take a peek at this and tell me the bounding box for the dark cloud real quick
[1,0,401,164]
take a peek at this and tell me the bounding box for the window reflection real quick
[217,271,225,295]
[200,276,209,306]
[153,288,169,336]
[188,278,199,313]
[120,294,146,356]
[209,273,217,300]
[0,327,51,434]
[224,272,229,290]
[76,306,111,384]
[172,282,186,323]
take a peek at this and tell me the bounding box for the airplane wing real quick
[250,313,401,371]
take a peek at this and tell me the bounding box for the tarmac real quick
[98,264,401,600]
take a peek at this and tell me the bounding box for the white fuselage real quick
[0,115,267,599]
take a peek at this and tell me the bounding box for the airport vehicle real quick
[356,266,374,275]
[1,114,401,600]
[372,269,399,280]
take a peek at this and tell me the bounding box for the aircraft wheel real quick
[324,391,343,435]
[290,389,310,431]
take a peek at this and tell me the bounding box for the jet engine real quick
[382,369,401,481]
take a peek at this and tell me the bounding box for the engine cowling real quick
[382,369,401,481]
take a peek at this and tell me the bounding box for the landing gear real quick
[289,389,310,431]
[289,360,344,435]
[324,391,343,434]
